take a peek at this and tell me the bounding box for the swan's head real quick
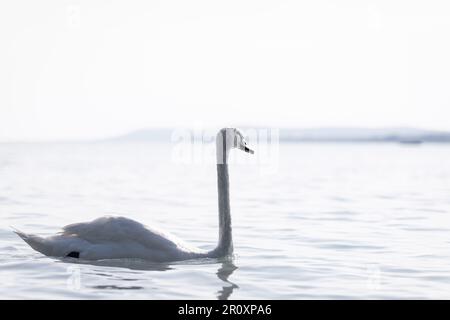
[216,128,254,163]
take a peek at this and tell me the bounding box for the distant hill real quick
[110,128,173,142]
[109,127,450,143]
[279,127,450,143]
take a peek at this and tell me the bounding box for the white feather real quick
[15,216,205,262]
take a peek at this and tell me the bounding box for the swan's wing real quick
[61,216,185,252]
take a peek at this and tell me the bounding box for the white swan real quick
[14,128,254,262]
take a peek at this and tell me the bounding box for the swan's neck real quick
[215,163,233,256]
[204,130,233,258]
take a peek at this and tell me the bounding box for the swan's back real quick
[17,216,203,262]
[62,216,181,252]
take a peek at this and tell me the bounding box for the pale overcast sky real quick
[1,1,450,141]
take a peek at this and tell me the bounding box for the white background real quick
[1,0,450,141]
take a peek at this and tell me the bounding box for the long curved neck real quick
[214,162,233,256]
[203,129,233,258]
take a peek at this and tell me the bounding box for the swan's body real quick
[14,128,253,262]
[15,216,208,261]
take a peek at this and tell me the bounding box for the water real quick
[1,142,450,299]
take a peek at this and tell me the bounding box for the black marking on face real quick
[66,251,80,258]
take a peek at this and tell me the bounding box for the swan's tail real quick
[12,227,51,256]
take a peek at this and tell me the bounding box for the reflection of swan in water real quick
[62,257,239,298]
[59,258,172,271]
[216,259,239,300]
[62,259,173,291]
[13,128,254,262]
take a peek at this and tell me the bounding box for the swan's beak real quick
[244,146,254,154]
[240,145,254,154]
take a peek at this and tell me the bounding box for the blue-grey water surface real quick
[1,142,450,299]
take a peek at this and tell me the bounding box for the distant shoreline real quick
[2,127,450,144]
[109,127,450,144]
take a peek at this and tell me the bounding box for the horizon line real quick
[1,125,450,144]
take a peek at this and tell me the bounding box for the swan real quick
[14,128,254,262]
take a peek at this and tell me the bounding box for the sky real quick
[1,0,450,141]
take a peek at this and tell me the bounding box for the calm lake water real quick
[1,142,450,299]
